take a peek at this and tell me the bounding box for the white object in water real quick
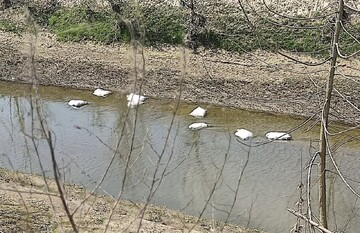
[127,93,147,103]
[127,100,143,107]
[189,106,207,118]
[127,93,147,107]
[235,129,253,140]
[93,88,112,97]
[68,100,88,108]
[265,132,292,140]
[188,122,209,130]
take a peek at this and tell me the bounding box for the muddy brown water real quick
[0,81,359,232]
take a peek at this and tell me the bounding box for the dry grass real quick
[0,168,263,232]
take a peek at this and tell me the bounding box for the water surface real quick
[0,81,359,232]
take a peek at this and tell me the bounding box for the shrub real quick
[48,6,128,43]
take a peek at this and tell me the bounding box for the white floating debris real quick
[234,129,253,140]
[189,106,207,118]
[127,93,147,107]
[68,100,88,108]
[188,122,209,130]
[127,93,147,102]
[127,100,143,108]
[93,88,112,97]
[265,132,292,140]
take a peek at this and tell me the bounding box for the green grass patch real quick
[254,23,330,54]
[194,19,333,57]
[39,4,360,57]
[0,20,23,34]
[47,5,186,45]
[141,5,186,45]
[48,7,126,43]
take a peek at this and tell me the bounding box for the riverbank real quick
[0,168,261,232]
[0,29,359,125]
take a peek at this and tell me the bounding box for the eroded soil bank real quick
[0,30,359,125]
[0,168,261,232]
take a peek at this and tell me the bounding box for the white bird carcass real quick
[93,88,112,97]
[127,93,147,102]
[234,129,253,140]
[127,93,147,107]
[265,132,292,140]
[127,100,144,107]
[189,106,207,118]
[188,122,209,130]
[68,100,88,108]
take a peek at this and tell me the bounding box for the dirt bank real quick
[0,29,359,125]
[0,168,261,232]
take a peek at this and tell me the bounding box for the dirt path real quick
[0,30,359,126]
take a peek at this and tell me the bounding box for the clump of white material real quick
[265,132,292,140]
[68,100,88,108]
[93,88,112,97]
[189,106,207,118]
[234,129,253,140]
[188,122,209,130]
[127,93,147,107]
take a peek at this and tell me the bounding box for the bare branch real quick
[278,51,331,66]
[189,132,232,232]
[222,140,251,229]
[203,58,252,66]
[326,170,360,185]
[48,132,78,232]
[335,44,360,59]
[307,152,318,233]
[136,46,186,233]
[261,0,336,21]
[335,69,360,83]
[324,126,360,199]
[333,87,360,112]
[0,187,59,197]
[287,208,333,233]
[243,0,329,29]
[345,3,360,13]
[236,0,254,29]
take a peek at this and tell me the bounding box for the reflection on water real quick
[0,81,359,232]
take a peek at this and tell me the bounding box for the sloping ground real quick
[0,168,260,232]
[0,30,359,125]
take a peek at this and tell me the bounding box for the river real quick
[0,81,359,232]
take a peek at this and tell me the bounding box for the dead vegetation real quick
[0,168,262,232]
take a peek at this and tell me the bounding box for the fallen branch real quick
[287,208,333,233]
[204,58,252,66]
[0,188,59,197]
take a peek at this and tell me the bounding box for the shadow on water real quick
[0,81,359,232]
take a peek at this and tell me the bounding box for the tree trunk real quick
[318,0,344,228]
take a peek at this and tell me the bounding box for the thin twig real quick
[307,151,318,233]
[324,125,360,199]
[278,51,331,66]
[221,138,252,229]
